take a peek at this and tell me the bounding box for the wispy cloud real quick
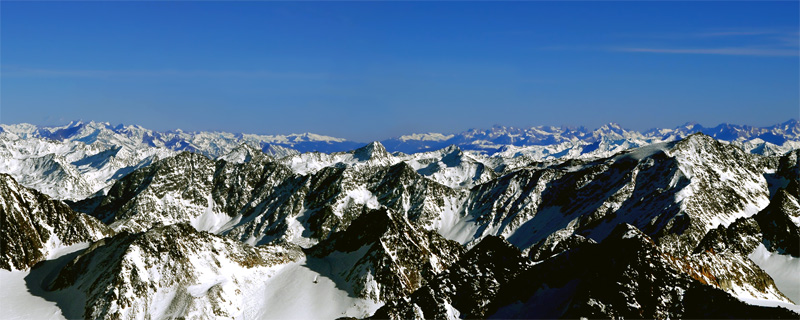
[614,47,798,57]
[0,67,329,80]
[694,30,778,37]
[610,28,799,57]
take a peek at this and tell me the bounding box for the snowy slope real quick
[749,244,800,304]
[44,223,305,319]
[0,243,92,320]
[1,236,383,320]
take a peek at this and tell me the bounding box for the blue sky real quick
[2,1,798,141]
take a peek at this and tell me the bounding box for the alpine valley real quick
[1,120,799,319]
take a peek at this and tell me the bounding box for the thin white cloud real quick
[0,67,328,80]
[614,47,799,57]
[600,28,800,57]
[695,31,776,37]
[537,28,799,57]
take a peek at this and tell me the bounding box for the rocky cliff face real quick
[308,207,464,302]
[369,235,533,320]
[373,224,799,319]
[460,134,771,255]
[0,173,113,270]
[487,224,796,319]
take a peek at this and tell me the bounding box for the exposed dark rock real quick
[309,207,465,302]
[0,174,113,270]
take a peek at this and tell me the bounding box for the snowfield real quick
[749,244,800,304]
[0,243,90,320]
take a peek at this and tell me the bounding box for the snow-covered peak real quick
[352,141,390,161]
[218,143,266,164]
[596,122,625,133]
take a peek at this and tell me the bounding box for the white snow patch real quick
[189,194,234,233]
[437,208,481,245]
[0,270,68,320]
[248,258,382,319]
[621,229,640,239]
[748,244,800,304]
[0,243,90,320]
[187,275,229,298]
[346,187,380,210]
[443,300,461,319]
[617,142,671,161]
[284,209,318,248]
[738,297,800,313]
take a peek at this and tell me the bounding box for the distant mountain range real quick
[1,120,798,202]
[387,120,800,154]
[3,119,798,156]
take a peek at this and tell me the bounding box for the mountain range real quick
[1,120,797,201]
[4,119,799,156]
[1,120,798,319]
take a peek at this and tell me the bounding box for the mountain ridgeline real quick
[1,121,799,319]
[1,120,797,202]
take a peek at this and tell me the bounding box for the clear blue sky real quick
[2,1,798,141]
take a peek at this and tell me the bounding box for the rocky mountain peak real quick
[606,222,653,244]
[674,131,716,148]
[353,141,390,161]
[440,144,462,154]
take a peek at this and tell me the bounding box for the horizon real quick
[2,1,798,141]
[2,118,797,142]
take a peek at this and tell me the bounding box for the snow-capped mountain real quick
[385,120,800,155]
[45,223,304,319]
[1,120,797,203]
[90,142,466,248]
[0,134,174,201]
[1,121,799,319]
[0,121,357,158]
